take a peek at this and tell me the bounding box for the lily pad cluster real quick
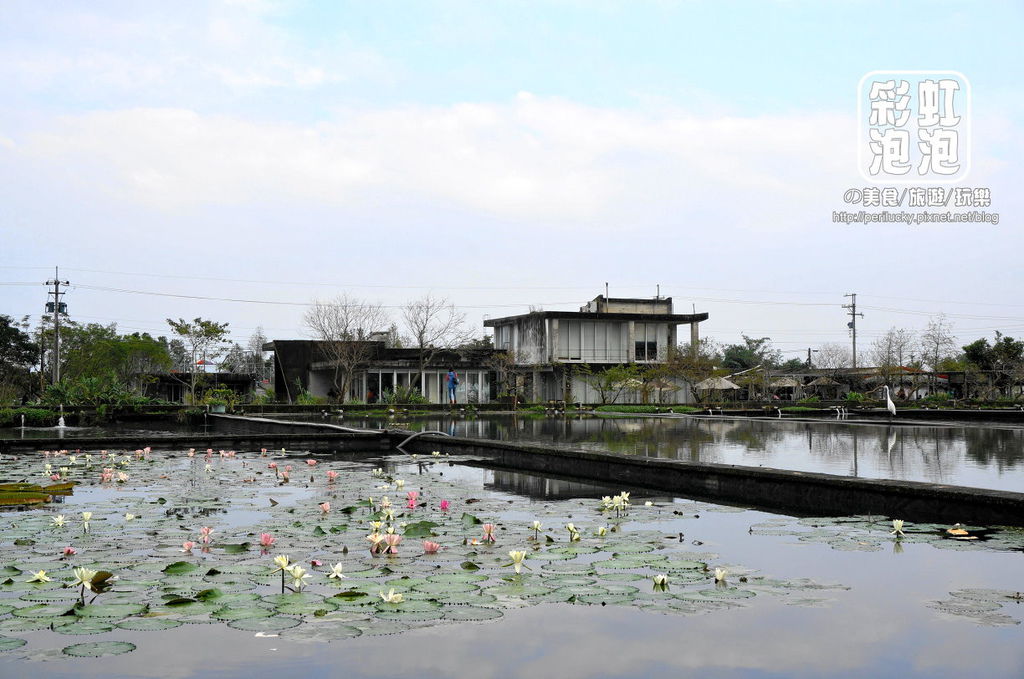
[0,445,846,659]
[747,515,1024,554]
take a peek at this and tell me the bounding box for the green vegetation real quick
[781,406,820,413]
[845,391,865,402]
[797,396,821,404]
[594,405,699,414]
[380,386,430,405]
[0,408,59,427]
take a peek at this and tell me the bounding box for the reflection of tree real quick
[963,428,1024,471]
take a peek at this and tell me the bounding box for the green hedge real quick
[0,408,59,427]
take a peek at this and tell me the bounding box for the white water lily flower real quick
[431,451,441,457]
[596,526,607,537]
[124,513,136,521]
[26,570,51,583]
[68,456,76,464]
[287,565,311,590]
[508,550,528,574]
[327,563,347,579]
[51,515,65,527]
[45,463,52,473]
[379,588,404,604]
[644,501,654,507]
[272,555,290,572]
[532,520,542,531]
[369,521,383,531]
[652,573,669,590]
[714,567,728,583]
[81,512,92,531]
[891,519,905,536]
[72,567,98,589]
[394,480,405,489]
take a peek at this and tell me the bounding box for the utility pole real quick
[45,267,70,383]
[842,293,864,370]
[806,347,818,368]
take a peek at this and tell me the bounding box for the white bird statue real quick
[883,386,896,417]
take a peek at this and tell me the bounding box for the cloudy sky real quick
[1,1,1022,359]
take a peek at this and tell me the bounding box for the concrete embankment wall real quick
[399,433,1024,526]
[5,414,1022,526]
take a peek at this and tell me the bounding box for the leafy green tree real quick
[579,363,644,404]
[166,317,231,404]
[963,332,1024,397]
[0,315,37,404]
[658,339,721,401]
[721,335,781,372]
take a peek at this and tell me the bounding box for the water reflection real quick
[349,414,1024,491]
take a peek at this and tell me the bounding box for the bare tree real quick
[869,327,916,388]
[304,295,389,402]
[815,343,851,372]
[919,314,957,391]
[401,294,471,392]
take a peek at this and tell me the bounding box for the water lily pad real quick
[75,603,147,618]
[62,641,136,657]
[116,617,183,631]
[212,606,274,621]
[52,619,116,635]
[0,636,28,652]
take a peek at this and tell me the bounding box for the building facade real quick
[485,295,708,403]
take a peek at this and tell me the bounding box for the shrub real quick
[380,386,429,405]
[845,391,865,402]
[0,408,57,427]
[797,395,821,404]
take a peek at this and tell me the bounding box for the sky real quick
[1,0,1022,361]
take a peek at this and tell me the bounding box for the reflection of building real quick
[264,340,495,404]
[485,294,708,402]
[486,469,622,499]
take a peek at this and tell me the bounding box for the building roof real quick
[484,310,708,326]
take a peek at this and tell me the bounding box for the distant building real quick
[484,294,709,403]
[264,340,496,404]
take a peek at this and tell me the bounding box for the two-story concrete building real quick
[484,295,708,403]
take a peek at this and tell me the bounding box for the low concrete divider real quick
[396,432,1024,526]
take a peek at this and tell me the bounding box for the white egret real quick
[883,386,896,417]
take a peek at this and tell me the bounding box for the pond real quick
[293,413,1024,492]
[0,443,1021,678]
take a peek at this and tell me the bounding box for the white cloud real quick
[18,95,853,223]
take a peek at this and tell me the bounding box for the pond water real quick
[0,444,1021,678]
[311,413,1024,492]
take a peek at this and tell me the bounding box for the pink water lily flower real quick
[306,459,317,466]
[439,500,450,512]
[406,491,419,509]
[181,541,195,553]
[422,540,441,554]
[62,546,77,557]
[199,526,213,544]
[187,448,196,457]
[261,448,268,455]
[326,470,339,483]
[383,533,402,554]
[50,473,61,481]
[482,523,497,543]
[280,470,290,482]
[319,502,331,513]
[259,533,276,547]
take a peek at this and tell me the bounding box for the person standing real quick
[447,368,459,405]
